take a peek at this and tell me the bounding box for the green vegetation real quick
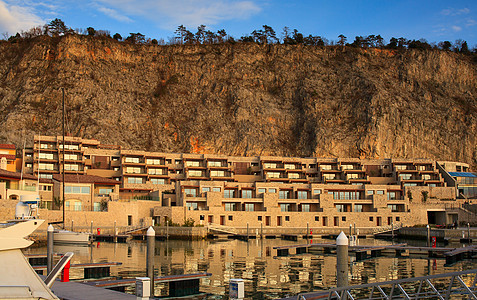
[3,18,476,55]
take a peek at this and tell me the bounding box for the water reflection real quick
[24,238,476,299]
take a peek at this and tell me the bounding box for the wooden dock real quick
[33,262,122,278]
[274,242,477,263]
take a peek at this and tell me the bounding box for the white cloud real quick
[95,0,261,29]
[452,25,462,32]
[97,6,133,23]
[441,7,470,16]
[0,0,44,35]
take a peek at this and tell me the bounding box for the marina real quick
[22,236,477,299]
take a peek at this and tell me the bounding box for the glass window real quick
[263,162,278,169]
[268,188,277,193]
[39,174,52,179]
[127,177,143,184]
[187,202,198,210]
[288,172,300,179]
[146,158,162,165]
[210,170,225,177]
[245,203,254,211]
[258,188,266,194]
[212,187,221,192]
[185,160,200,167]
[336,204,345,212]
[224,189,235,198]
[367,190,374,195]
[284,163,295,169]
[148,168,163,175]
[297,191,308,199]
[39,163,54,170]
[125,157,140,163]
[188,170,203,177]
[126,167,142,174]
[267,172,281,178]
[93,202,101,212]
[202,187,210,192]
[39,153,54,159]
[376,190,384,195]
[64,154,78,160]
[354,205,363,212]
[225,203,236,211]
[280,204,290,212]
[279,190,290,199]
[242,190,252,198]
[151,178,165,184]
[184,188,197,197]
[99,188,113,194]
[301,204,310,212]
[313,189,321,194]
[208,161,223,167]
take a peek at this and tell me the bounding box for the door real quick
[334,217,339,227]
[388,217,392,225]
[208,215,213,224]
[322,217,328,226]
[277,216,282,226]
[265,216,270,226]
[377,217,382,226]
[220,215,225,225]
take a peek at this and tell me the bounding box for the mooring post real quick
[426,225,430,247]
[392,221,394,240]
[353,223,356,236]
[468,223,471,242]
[47,224,54,275]
[146,226,155,297]
[336,231,349,288]
[349,224,352,237]
[260,222,263,239]
[113,220,117,243]
[247,223,249,240]
[71,219,74,232]
[307,223,309,242]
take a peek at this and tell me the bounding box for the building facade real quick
[19,135,475,228]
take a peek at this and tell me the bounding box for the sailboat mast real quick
[62,88,65,229]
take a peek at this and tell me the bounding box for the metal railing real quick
[295,269,477,300]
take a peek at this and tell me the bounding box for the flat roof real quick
[449,172,477,178]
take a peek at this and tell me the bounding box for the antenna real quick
[62,88,65,229]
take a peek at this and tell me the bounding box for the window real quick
[99,188,113,194]
[39,163,54,170]
[313,189,322,195]
[188,170,203,177]
[422,174,431,180]
[39,153,54,159]
[187,202,198,210]
[301,204,310,212]
[208,161,223,167]
[279,190,290,199]
[64,153,78,160]
[40,185,52,191]
[341,164,354,170]
[354,204,363,212]
[280,204,290,212]
[65,186,90,194]
[369,216,374,221]
[93,202,101,212]
[126,167,142,174]
[39,174,52,179]
[285,216,290,221]
[64,164,79,171]
[185,160,200,167]
[388,204,400,212]
[288,172,300,179]
[258,188,266,194]
[40,143,49,149]
[224,189,236,198]
[336,204,346,212]
[184,188,197,197]
[329,191,360,200]
[404,183,418,187]
[228,216,233,221]
[347,173,359,179]
[263,162,278,169]
[210,170,225,177]
[258,216,262,221]
[376,190,384,195]
[297,191,308,199]
[225,203,236,211]
[387,192,398,200]
[212,187,221,192]
[315,216,319,221]
[127,177,143,184]
[267,172,281,178]
[367,190,374,195]
[284,163,295,169]
[268,188,276,193]
[148,168,163,175]
[395,165,407,170]
[399,173,412,180]
[151,178,165,184]
[175,159,182,164]
[202,187,210,192]
[125,157,140,163]
[242,190,252,198]
[146,158,162,165]
[200,215,205,220]
[396,216,400,221]
[245,203,254,211]
[26,163,33,168]
[323,173,336,180]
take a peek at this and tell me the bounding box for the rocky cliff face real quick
[0,35,476,167]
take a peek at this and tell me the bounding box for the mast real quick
[62,88,65,229]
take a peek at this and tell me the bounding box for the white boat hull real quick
[53,230,91,245]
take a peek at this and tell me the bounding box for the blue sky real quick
[1,0,476,47]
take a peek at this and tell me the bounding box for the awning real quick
[448,172,477,178]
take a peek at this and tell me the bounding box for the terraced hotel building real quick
[18,135,476,229]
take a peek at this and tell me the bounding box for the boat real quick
[0,197,72,299]
[51,88,92,245]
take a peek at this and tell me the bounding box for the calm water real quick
[25,238,477,299]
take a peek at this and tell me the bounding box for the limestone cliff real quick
[0,35,476,167]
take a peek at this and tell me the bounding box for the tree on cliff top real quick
[47,18,68,36]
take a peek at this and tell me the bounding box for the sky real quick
[1,0,477,47]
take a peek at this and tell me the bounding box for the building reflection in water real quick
[25,239,476,299]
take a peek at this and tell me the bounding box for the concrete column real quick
[47,225,54,275]
[336,231,349,288]
[146,226,155,297]
[392,221,394,240]
[260,223,263,239]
